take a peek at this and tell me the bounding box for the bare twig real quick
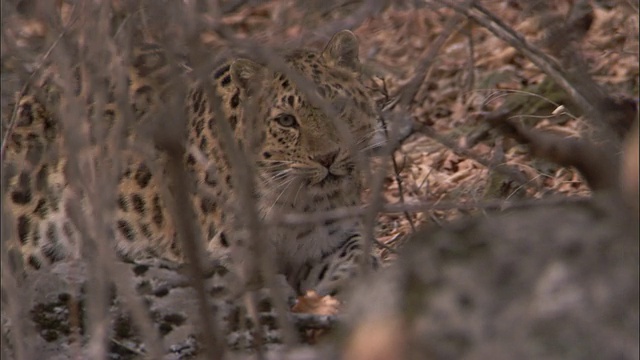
[379,97,417,235]
[397,2,470,107]
[194,47,298,352]
[0,6,78,161]
[484,112,619,191]
[413,120,530,189]
[434,0,636,145]
[271,195,591,227]
[154,123,223,360]
[435,0,594,112]
[298,0,387,46]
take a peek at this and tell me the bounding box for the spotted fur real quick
[3,30,379,296]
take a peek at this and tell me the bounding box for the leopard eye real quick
[274,114,297,128]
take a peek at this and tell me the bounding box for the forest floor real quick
[205,0,638,261]
[0,1,637,358]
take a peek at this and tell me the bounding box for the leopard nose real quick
[313,149,339,168]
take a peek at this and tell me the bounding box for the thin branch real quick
[413,120,530,189]
[154,130,223,360]
[271,195,591,227]
[397,2,470,107]
[484,112,619,191]
[378,111,416,235]
[434,0,635,145]
[1,10,77,161]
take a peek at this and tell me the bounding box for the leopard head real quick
[229,30,378,206]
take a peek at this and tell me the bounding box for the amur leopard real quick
[3,30,380,297]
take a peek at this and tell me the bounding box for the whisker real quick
[259,163,295,171]
[265,177,295,216]
[355,128,383,145]
[292,181,304,207]
[259,159,297,165]
[360,139,388,152]
[262,169,293,185]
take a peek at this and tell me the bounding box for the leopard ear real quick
[321,30,360,71]
[230,59,264,92]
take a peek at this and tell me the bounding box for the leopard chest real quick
[259,181,363,270]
